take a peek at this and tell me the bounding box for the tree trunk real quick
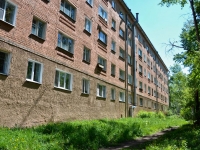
[195,90,200,124]
[189,0,200,42]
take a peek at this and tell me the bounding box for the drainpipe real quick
[125,14,128,117]
[131,13,139,108]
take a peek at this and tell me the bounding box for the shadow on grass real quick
[34,119,142,149]
[126,124,200,150]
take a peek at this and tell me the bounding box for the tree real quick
[159,0,200,124]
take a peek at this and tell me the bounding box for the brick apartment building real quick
[0,0,169,127]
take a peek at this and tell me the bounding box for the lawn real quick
[0,112,188,150]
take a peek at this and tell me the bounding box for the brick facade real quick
[0,0,169,127]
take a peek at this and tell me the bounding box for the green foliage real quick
[0,117,187,150]
[137,111,165,119]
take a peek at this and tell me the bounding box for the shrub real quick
[137,111,156,118]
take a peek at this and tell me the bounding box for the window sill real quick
[83,29,91,36]
[0,73,9,76]
[59,10,76,23]
[30,33,45,41]
[119,35,125,40]
[119,78,125,82]
[119,100,125,103]
[0,19,15,27]
[96,96,106,100]
[119,56,125,61]
[111,50,116,54]
[111,27,116,31]
[54,86,72,92]
[56,46,74,57]
[86,1,93,8]
[82,59,90,64]
[98,39,107,46]
[111,99,115,101]
[26,79,42,85]
[111,74,115,77]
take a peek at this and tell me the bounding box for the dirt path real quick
[100,126,179,150]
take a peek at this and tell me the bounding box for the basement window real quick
[0,51,11,75]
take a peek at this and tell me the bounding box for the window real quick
[31,18,46,39]
[119,91,125,102]
[83,47,90,63]
[139,65,143,74]
[128,55,131,65]
[144,68,146,77]
[57,32,74,53]
[128,38,132,46]
[144,84,146,93]
[111,19,116,29]
[119,28,124,38]
[119,11,124,20]
[139,98,143,106]
[85,18,92,33]
[144,54,146,62]
[97,84,106,98]
[154,90,156,97]
[111,0,116,9]
[138,49,142,58]
[111,88,115,100]
[148,86,151,94]
[119,69,125,80]
[98,56,106,71]
[138,34,142,43]
[147,58,150,66]
[139,81,143,90]
[82,79,90,94]
[54,69,73,90]
[26,60,43,83]
[148,72,150,79]
[98,6,107,21]
[128,94,132,104]
[60,0,76,20]
[128,74,132,84]
[119,48,125,59]
[0,51,11,75]
[111,40,116,52]
[0,0,17,25]
[86,0,93,6]
[111,64,115,76]
[98,30,107,44]
[127,19,131,28]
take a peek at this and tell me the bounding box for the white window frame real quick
[54,69,73,91]
[139,98,143,106]
[26,60,43,84]
[97,84,106,98]
[128,94,132,104]
[0,51,11,75]
[86,0,93,6]
[85,17,92,33]
[99,30,107,44]
[111,40,116,52]
[111,0,116,9]
[119,91,125,102]
[98,56,107,71]
[119,69,125,80]
[0,0,17,26]
[128,74,132,84]
[128,55,131,65]
[112,19,116,29]
[98,5,107,21]
[31,17,46,39]
[111,63,115,76]
[138,49,142,57]
[60,0,76,20]
[82,79,90,94]
[83,47,91,63]
[119,48,125,59]
[111,88,115,100]
[139,81,143,89]
[57,32,74,54]
[119,28,124,38]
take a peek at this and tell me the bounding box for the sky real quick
[124,0,191,73]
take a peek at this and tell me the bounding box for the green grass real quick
[140,124,200,150]
[0,113,188,150]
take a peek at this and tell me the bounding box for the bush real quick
[137,111,165,119]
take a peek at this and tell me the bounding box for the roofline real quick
[119,0,169,72]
